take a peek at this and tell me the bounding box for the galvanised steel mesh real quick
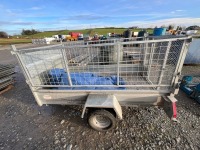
[14,36,190,90]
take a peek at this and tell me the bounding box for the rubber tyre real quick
[88,109,116,131]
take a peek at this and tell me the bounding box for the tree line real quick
[0,29,40,38]
[21,29,40,35]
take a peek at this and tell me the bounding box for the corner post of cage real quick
[157,41,172,90]
[176,39,190,74]
[143,37,148,66]
[117,41,121,86]
[10,45,34,86]
[61,44,72,86]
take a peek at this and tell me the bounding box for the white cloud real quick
[30,7,43,10]
[119,18,200,27]
[175,10,184,12]
[170,9,186,14]
[5,9,18,16]
[43,17,200,31]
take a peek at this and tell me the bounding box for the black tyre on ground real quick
[88,109,116,131]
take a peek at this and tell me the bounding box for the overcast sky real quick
[0,0,200,35]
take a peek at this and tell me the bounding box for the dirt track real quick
[0,45,200,150]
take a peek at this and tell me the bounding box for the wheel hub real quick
[92,115,111,128]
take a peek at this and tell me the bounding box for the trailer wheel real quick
[88,109,116,131]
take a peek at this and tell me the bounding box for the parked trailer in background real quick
[52,35,68,42]
[32,37,55,44]
[12,36,192,131]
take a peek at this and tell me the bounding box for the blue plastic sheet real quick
[48,68,126,90]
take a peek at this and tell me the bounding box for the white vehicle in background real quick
[52,35,67,42]
[44,37,56,44]
[107,33,111,37]
[180,30,198,36]
[186,30,198,35]
[78,34,84,40]
[52,35,59,40]
[133,32,139,37]
[32,37,55,44]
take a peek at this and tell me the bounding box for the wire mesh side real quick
[15,37,189,90]
[18,46,71,86]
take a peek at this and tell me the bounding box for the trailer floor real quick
[0,46,200,150]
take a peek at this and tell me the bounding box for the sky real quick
[0,0,200,35]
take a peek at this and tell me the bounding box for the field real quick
[0,38,31,45]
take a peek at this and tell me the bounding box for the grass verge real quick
[0,38,31,45]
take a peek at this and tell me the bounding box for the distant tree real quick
[0,31,8,38]
[186,25,200,30]
[21,29,40,35]
[129,26,138,29]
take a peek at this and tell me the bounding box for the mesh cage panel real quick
[14,36,189,91]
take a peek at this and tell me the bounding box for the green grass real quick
[0,38,31,45]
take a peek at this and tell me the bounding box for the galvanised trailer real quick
[11,36,192,131]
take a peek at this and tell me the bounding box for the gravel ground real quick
[0,46,200,150]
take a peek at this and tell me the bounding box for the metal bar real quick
[0,81,14,90]
[63,39,187,49]
[18,44,62,51]
[143,38,148,66]
[170,40,187,86]
[61,45,72,86]
[35,89,170,93]
[120,37,191,45]
[157,41,172,90]
[147,42,155,80]
[145,78,154,86]
[117,42,120,86]
[10,45,31,84]
[30,84,171,88]
[16,36,192,52]
[28,51,45,86]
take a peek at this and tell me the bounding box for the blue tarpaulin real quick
[48,68,126,90]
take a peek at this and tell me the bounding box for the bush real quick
[21,29,40,35]
[0,31,8,38]
[186,25,200,30]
